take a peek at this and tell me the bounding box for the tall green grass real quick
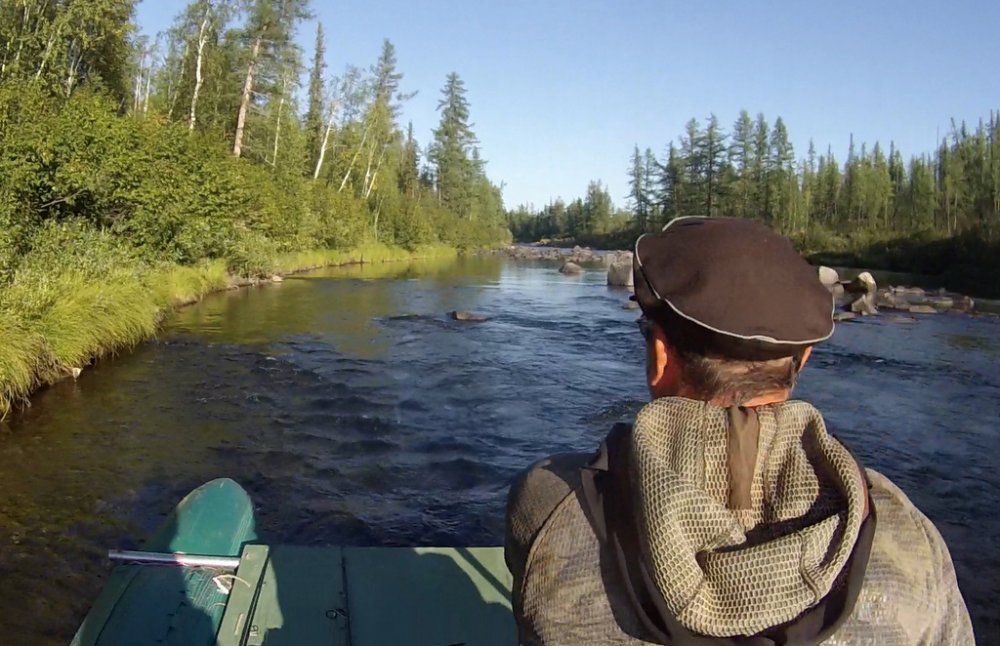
[0,242,463,418]
[149,261,229,307]
[0,314,43,417]
[272,243,457,275]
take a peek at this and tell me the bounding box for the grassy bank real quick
[0,243,457,419]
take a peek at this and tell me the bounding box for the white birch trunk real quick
[270,75,287,167]
[65,42,80,97]
[35,30,59,81]
[233,35,262,158]
[338,119,375,192]
[133,50,146,113]
[364,144,387,200]
[188,12,210,131]
[313,98,341,180]
[143,61,153,115]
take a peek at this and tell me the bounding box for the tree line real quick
[508,109,1000,253]
[0,0,509,285]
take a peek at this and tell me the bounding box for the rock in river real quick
[448,310,490,322]
[559,262,584,275]
[846,272,878,316]
[818,266,840,288]
[607,254,634,288]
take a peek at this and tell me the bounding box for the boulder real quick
[876,290,913,311]
[622,300,640,310]
[892,286,926,298]
[270,275,284,283]
[850,294,878,316]
[909,305,938,315]
[845,271,877,295]
[952,294,975,311]
[833,312,857,322]
[845,271,878,316]
[924,296,954,310]
[559,262,584,275]
[607,256,634,288]
[818,266,840,288]
[568,248,598,264]
[448,310,489,322]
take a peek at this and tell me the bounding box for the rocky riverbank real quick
[500,245,635,287]
[497,245,988,318]
[818,266,980,319]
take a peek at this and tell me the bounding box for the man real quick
[505,217,973,645]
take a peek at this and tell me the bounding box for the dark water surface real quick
[0,256,997,644]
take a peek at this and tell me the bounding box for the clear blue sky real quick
[136,0,999,210]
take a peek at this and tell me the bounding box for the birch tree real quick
[232,0,310,158]
[181,0,234,131]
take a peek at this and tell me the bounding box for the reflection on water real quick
[0,255,998,644]
[943,333,999,356]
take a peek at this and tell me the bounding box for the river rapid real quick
[0,256,997,644]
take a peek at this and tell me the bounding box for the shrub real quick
[224,229,276,278]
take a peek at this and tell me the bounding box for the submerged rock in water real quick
[448,310,489,322]
[909,305,938,315]
[622,300,640,310]
[559,262,584,275]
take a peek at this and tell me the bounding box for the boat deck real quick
[217,545,515,645]
[72,480,515,645]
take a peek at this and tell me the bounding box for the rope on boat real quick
[211,574,252,595]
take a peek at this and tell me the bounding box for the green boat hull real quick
[73,479,515,645]
[71,478,257,646]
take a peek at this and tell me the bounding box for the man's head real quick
[632,217,834,406]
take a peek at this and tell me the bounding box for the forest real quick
[508,111,1000,294]
[0,0,509,416]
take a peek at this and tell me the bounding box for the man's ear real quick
[799,346,813,370]
[647,324,671,388]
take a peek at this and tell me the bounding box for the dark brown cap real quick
[632,217,834,360]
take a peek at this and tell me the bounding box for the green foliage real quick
[224,229,276,278]
[0,0,513,416]
[18,220,143,279]
[0,0,136,101]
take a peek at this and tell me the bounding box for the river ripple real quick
[0,256,997,644]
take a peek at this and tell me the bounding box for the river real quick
[0,256,997,644]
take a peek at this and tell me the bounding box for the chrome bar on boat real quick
[108,550,241,569]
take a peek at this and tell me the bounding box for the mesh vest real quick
[512,399,974,645]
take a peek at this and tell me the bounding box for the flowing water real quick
[0,256,997,644]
